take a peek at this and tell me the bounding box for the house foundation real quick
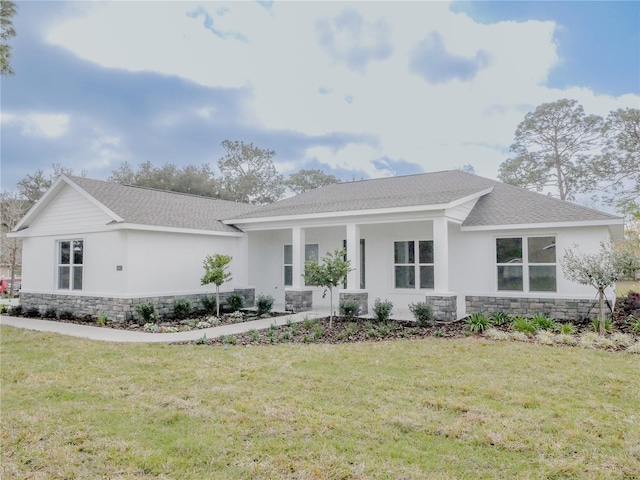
[284,289,313,312]
[465,295,601,320]
[19,288,255,323]
[424,295,457,322]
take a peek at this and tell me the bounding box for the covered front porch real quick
[245,214,463,321]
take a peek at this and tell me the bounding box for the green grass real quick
[2,326,639,479]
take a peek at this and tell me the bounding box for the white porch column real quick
[291,226,305,288]
[346,223,360,289]
[433,217,449,292]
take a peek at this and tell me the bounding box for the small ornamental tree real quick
[304,248,351,328]
[562,242,633,334]
[201,254,232,317]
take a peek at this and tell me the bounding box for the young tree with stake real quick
[304,248,351,328]
[201,254,232,317]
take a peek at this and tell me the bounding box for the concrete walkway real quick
[0,311,324,343]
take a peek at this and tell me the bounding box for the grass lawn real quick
[2,326,639,479]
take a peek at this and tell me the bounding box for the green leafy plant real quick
[0,304,6,314]
[10,305,22,316]
[248,329,260,342]
[339,298,360,318]
[531,313,557,331]
[255,294,274,316]
[313,324,324,340]
[200,295,217,315]
[226,293,245,312]
[373,298,393,323]
[97,314,108,326]
[195,333,207,345]
[467,312,489,333]
[24,307,40,318]
[557,322,576,335]
[43,307,57,319]
[511,316,535,335]
[591,317,612,334]
[490,312,510,326]
[409,302,434,326]
[135,302,157,325]
[223,335,236,345]
[172,298,192,319]
[58,310,75,320]
[632,317,640,333]
[201,253,232,317]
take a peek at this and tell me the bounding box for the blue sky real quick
[1,1,638,194]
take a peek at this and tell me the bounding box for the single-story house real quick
[9,170,624,322]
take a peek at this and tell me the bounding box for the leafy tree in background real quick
[17,163,84,207]
[499,99,603,201]
[584,108,640,218]
[201,254,232,317]
[284,169,339,194]
[304,248,351,328]
[0,0,16,76]
[109,161,224,198]
[0,191,27,296]
[217,140,285,204]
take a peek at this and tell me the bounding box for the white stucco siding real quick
[452,225,614,301]
[124,230,243,296]
[19,230,127,295]
[26,184,114,235]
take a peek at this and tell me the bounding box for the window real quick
[58,240,83,290]
[394,240,434,289]
[496,236,556,292]
[342,239,366,289]
[284,244,318,286]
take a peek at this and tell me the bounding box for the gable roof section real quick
[227,170,622,228]
[228,170,495,222]
[462,180,622,228]
[15,176,257,234]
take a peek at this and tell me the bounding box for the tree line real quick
[498,99,639,219]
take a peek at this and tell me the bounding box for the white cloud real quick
[2,112,70,138]
[44,1,639,179]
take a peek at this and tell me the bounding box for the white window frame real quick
[57,239,84,291]
[393,240,434,290]
[495,235,557,293]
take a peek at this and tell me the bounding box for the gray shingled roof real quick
[230,170,621,226]
[69,176,257,233]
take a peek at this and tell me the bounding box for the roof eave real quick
[460,218,625,232]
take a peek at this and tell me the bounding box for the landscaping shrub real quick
[591,317,612,334]
[200,295,217,315]
[43,307,57,319]
[531,313,557,331]
[24,307,40,318]
[172,298,192,319]
[10,305,22,316]
[339,298,359,318]
[633,317,640,334]
[0,304,6,314]
[135,301,157,325]
[58,310,75,320]
[409,302,434,326]
[467,312,489,333]
[557,322,576,335]
[372,298,393,323]
[511,316,535,335]
[226,293,245,312]
[256,294,274,316]
[490,311,510,326]
[614,290,640,321]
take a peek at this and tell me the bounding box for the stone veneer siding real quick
[423,295,457,322]
[465,296,600,320]
[339,291,368,315]
[20,288,255,323]
[285,289,313,312]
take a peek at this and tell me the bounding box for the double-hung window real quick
[58,240,84,290]
[496,236,556,292]
[394,240,434,289]
[284,244,319,286]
